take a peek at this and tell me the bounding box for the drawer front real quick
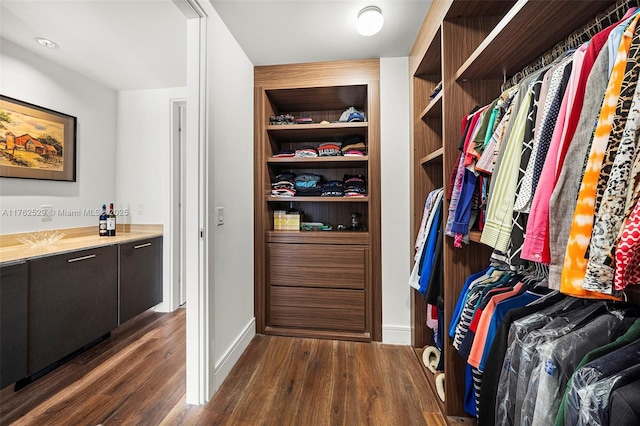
[268,243,366,289]
[270,286,365,332]
[28,245,118,375]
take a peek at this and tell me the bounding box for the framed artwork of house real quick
[0,95,76,181]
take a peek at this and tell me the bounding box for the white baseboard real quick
[382,324,412,345]
[213,317,256,392]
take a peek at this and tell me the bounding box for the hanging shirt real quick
[481,84,535,252]
[514,57,572,214]
[409,189,444,291]
[508,74,545,268]
[548,46,611,289]
[522,44,588,264]
[614,194,640,289]
[560,13,640,299]
[584,47,640,294]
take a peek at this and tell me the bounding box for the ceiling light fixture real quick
[356,6,384,36]
[35,37,59,49]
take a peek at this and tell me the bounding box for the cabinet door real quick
[0,262,28,388]
[27,245,118,375]
[119,237,163,324]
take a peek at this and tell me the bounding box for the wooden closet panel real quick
[268,243,366,289]
[270,287,365,332]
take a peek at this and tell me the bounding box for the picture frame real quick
[0,95,77,182]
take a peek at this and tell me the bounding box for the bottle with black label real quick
[99,204,108,236]
[107,203,116,236]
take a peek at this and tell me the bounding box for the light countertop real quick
[0,225,163,266]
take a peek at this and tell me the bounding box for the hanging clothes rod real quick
[504,0,636,89]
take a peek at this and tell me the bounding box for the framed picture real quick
[0,95,76,181]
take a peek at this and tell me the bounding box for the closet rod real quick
[504,0,635,89]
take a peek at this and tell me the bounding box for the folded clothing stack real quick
[269,114,295,125]
[273,149,295,158]
[295,173,323,196]
[343,174,367,197]
[342,142,367,156]
[271,172,296,197]
[295,146,318,158]
[318,142,342,157]
[321,180,344,197]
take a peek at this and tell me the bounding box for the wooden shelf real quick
[267,122,368,142]
[414,27,442,77]
[267,230,369,245]
[455,0,616,80]
[265,85,368,112]
[267,156,368,168]
[469,231,482,243]
[420,91,443,120]
[267,196,368,203]
[420,148,444,165]
[267,122,368,132]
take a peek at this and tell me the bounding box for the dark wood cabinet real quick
[27,245,118,375]
[0,262,28,388]
[118,236,163,324]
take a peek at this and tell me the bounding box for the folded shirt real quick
[342,142,367,156]
[343,174,367,197]
[295,147,318,158]
[273,149,295,158]
[321,180,344,197]
[318,143,342,157]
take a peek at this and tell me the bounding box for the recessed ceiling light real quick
[356,6,384,36]
[35,37,59,49]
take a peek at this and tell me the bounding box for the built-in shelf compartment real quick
[455,0,616,80]
[267,156,368,168]
[420,148,444,166]
[267,196,368,203]
[421,91,443,120]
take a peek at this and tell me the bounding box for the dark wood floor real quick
[0,308,447,425]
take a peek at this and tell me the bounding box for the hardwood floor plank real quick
[286,338,334,426]
[329,340,358,424]
[1,308,449,426]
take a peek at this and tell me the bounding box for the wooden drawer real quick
[270,286,365,332]
[268,243,366,289]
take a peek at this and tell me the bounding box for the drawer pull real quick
[67,254,96,263]
[134,242,152,249]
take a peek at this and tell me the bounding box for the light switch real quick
[217,207,224,226]
[41,205,53,222]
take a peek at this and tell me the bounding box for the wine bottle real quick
[107,203,116,236]
[99,204,108,236]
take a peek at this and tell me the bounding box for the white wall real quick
[380,57,412,345]
[0,39,117,234]
[204,3,255,395]
[115,87,187,312]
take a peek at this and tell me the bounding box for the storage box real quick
[273,210,285,230]
[281,213,300,231]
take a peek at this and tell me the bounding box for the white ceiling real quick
[0,0,432,91]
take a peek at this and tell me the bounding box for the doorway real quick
[171,100,187,307]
